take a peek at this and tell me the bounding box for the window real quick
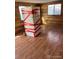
[48,4,61,15]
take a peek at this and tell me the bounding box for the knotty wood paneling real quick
[41,2,63,24]
[15,2,25,34]
[15,2,37,34]
[15,1,63,34]
[15,2,41,35]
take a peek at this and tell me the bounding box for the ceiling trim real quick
[15,0,61,3]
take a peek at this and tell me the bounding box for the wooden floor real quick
[15,24,63,59]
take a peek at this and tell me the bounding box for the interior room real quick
[15,0,63,59]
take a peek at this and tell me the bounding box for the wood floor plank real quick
[15,24,63,59]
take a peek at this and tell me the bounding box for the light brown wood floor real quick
[15,24,63,59]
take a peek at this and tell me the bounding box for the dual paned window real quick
[48,4,61,15]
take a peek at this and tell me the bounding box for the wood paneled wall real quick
[15,1,63,35]
[15,2,37,34]
[15,2,26,34]
[15,2,42,35]
[41,2,63,24]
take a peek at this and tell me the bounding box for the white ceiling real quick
[15,0,60,3]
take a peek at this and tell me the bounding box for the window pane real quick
[48,4,61,15]
[48,5,55,15]
[54,4,61,15]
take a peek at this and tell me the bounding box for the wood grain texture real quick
[15,2,42,34]
[41,2,63,24]
[15,24,63,59]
